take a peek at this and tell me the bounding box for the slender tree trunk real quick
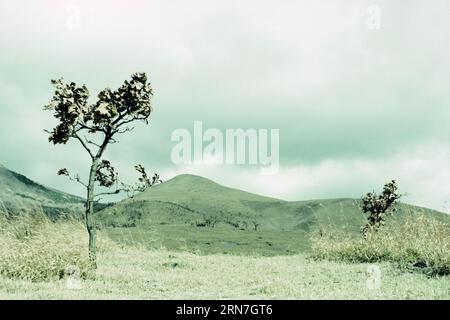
[86,158,99,268]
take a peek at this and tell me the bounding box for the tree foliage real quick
[360,180,401,238]
[45,72,158,196]
[44,72,152,147]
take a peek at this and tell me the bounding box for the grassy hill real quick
[98,174,449,255]
[0,164,84,218]
[1,166,447,256]
[0,170,449,298]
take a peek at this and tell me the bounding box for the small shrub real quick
[360,180,401,237]
[311,214,450,276]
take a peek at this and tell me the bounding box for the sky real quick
[0,0,449,212]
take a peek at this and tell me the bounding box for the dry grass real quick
[0,212,449,299]
[0,213,113,281]
[1,247,449,299]
[311,215,450,276]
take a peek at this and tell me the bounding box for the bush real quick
[360,180,401,237]
[311,215,450,276]
[0,213,112,281]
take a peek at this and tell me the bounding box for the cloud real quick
[0,0,449,211]
[164,142,450,212]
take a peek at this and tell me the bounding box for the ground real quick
[1,248,449,299]
[105,225,311,256]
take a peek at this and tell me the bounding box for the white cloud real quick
[164,142,450,213]
[1,0,449,213]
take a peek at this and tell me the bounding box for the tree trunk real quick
[86,158,99,268]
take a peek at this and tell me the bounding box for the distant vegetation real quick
[96,175,449,258]
[312,181,450,276]
[0,164,84,219]
[97,174,448,232]
[10,171,82,204]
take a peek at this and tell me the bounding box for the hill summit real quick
[98,173,448,232]
[134,174,282,203]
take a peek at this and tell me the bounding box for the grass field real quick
[1,247,449,299]
[105,225,311,256]
[0,215,449,300]
[0,171,449,300]
[312,215,450,277]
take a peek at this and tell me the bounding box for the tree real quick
[44,72,160,267]
[360,180,402,238]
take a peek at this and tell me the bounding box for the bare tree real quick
[360,180,402,238]
[44,72,160,267]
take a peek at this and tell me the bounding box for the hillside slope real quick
[98,174,449,232]
[0,164,84,218]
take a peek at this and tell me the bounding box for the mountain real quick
[98,174,449,255]
[98,174,449,232]
[0,164,84,218]
[1,166,447,255]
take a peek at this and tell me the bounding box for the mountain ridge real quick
[99,173,449,231]
[0,164,84,218]
[2,164,448,255]
[98,174,449,255]
[1,164,448,228]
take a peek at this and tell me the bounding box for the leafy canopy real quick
[360,180,402,237]
[45,72,159,196]
[44,72,153,148]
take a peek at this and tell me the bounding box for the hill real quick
[1,166,447,255]
[99,174,448,229]
[98,174,449,255]
[0,164,84,218]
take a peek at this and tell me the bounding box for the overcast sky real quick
[1,0,449,212]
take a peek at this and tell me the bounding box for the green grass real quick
[105,225,310,256]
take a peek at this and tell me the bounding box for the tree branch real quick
[94,189,121,198]
[116,126,135,134]
[84,136,102,148]
[73,132,94,159]
[58,169,88,189]
[95,130,112,159]
[78,123,107,134]
[115,115,147,129]
[108,137,117,144]
[72,174,88,188]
